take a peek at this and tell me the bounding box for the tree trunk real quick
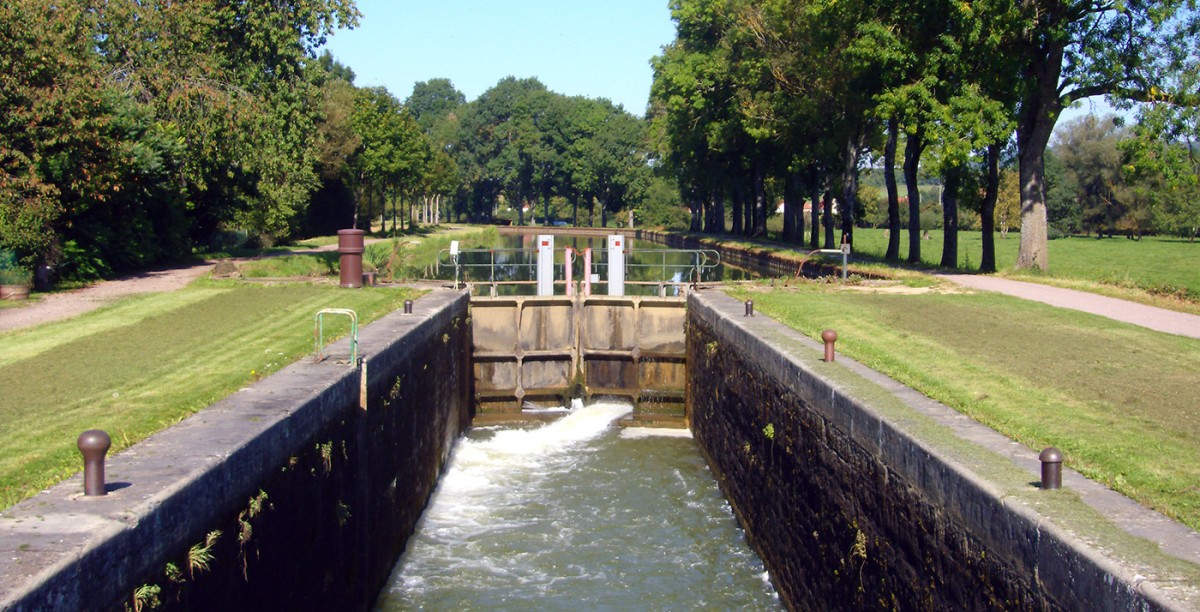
[841,133,860,248]
[1015,39,1064,271]
[731,180,744,235]
[808,166,821,250]
[782,172,797,241]
[601,189,609,227]
[753,161,767,237]
[790,172,805,243]
[940,163,961,268]
[822,190,835,249]
[904,124,925,264]
[979,143,1000,273]
[884,119,901,261]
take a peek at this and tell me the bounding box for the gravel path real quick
[0,262,217,334]
[0,241,367,334]
[938,274,1200,340]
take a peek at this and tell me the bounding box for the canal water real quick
[376,401,780,610]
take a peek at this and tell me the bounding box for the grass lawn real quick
[848,228,1200,305]
[0,280,422,509]
[730,281,1200,531]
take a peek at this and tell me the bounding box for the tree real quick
[350,87,428,231]
[1007,0,1194,269]
[0,0,116,268]
[1054,115,1130,236]
[1042,147,1079,236]
[407,79,466,133]
[1122,101,1200,241]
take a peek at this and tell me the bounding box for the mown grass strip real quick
[730,282,1200,531]
[0,280,421,509]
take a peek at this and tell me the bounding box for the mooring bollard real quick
[403,300,413,314]
[821,329,838,362]
[77,430,112,497]
[744,300,754,317]
[1040,447,1063,490]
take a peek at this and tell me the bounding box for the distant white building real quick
[776,199,838,215]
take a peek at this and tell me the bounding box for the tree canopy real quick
[648,0,1200,270]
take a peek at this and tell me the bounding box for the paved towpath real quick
[937,274,1200,340]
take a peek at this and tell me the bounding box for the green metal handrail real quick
[314,308,358,365]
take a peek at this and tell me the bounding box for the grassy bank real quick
[0,280,421,509]
[730,281,1200,531]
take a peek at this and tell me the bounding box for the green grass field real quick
[0,280,421,508]
[731,282,1200,531]
[847,228,1200,300]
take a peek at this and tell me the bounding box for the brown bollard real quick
[745,300,754,317]
[821,329,838,362]
[403,300,413,314]
[77,430,112,497]
[337,229,365,288]
[1040,447,1063,490]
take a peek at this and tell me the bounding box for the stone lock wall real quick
[686,292,1193,611]
[0,290,472,611]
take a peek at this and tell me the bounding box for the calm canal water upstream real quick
[376,402,780,610]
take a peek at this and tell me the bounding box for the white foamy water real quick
[377,401,779,611]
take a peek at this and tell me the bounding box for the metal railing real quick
[437,247,722,296]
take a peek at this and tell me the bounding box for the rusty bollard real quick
[1040,447,1063,490]
[77,430,112,497]
[821,329,838,362]
[404,300,413,314]
[744,300,754,317]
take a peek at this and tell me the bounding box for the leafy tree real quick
[0,0,109,268]
[1043,147,1079,235]
[350,86,428,231]
[407,79,466,133]
[1005,0,1195,268]
[1054,115,1131,236]
[1122,101,1200,241]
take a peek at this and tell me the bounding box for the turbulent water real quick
[376,401,780,610]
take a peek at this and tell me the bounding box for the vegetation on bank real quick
[730,282,1200,532]
[0,281,421,510]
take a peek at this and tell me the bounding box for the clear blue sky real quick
[322,0,677,117]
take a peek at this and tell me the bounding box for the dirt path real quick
[0,241,372,335]
[0,262,217,334]
[938,274,1200,340]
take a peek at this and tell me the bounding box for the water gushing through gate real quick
[377,401,780,610]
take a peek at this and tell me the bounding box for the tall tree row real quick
[649,0,1199,271]
[440,77,651,227]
